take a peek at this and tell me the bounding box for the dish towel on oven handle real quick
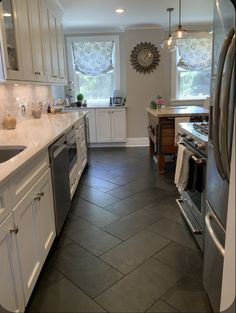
[175,117,190,145]
[175,143,193,191]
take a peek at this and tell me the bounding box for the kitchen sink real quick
[0,146,27,164]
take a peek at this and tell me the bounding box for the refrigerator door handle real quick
[205,209,225,257]
[220,33,236,182]
[212,28,235,180]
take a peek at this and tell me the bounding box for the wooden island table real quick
[146,106,209,174]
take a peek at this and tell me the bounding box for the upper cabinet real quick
[43,2,67,84]
[0,0,67,84]
[0,0,24,80]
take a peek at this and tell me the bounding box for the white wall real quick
[125,29,171,139]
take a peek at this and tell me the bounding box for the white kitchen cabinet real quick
[0,214,24,313]
[56,18,67,82]
[96,110,112,142]
[0,0,24,80]
[96,108,126,143]
[26,0,47,82]
[87,109,97,143]
[12,168,55,304]
[111,109,127,142]
[34,169,55,262]
[0,183,12,225]
[0,0,67,84]
[44,1,67,84]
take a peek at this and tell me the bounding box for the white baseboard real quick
[126,137,149,147]
[90,137,149,148]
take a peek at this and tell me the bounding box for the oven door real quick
[67,129,77,171]
[176,142,207,250]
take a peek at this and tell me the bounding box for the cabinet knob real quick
[34,195,41,201]
[10,226,19,235]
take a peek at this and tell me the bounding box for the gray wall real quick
[125,29,171,138]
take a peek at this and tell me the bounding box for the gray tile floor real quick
[27,147,212,313]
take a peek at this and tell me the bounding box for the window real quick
[67,36,120,105]
[172,33,212,101]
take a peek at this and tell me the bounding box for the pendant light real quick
[175,0,188,39]
[161,8,176,53]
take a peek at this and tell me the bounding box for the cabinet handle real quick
[34,195,41,201]
[52,75,58,78]
[38,192,44,198]
[10,226,19,235]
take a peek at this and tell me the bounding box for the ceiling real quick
[58,0,214,32]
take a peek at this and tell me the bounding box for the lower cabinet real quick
[12,168,55,305]
[95,108,126,143]
[0,214,25,313]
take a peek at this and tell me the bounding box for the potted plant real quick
[76,93,84,107]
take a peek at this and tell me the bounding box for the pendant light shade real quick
[161,8,176,53]
[175,0,188,39]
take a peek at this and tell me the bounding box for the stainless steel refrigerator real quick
[203,0,236,312]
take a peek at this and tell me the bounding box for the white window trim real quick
[170,32,212,106]
[66,35,120,104]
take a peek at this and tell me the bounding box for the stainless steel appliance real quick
[67,128,77,172]
[49,134,71,235]
[203,1,235,312]
[177,122,209,250]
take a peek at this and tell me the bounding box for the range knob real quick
[186,136,194,142]
[197,143,205,150]
[179,132,187,138]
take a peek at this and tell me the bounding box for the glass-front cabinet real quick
[0,0,23,79]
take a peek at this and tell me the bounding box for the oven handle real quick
[191,155,206,165]
[179,142,206,165]
[176,199,202,235]
[205,210,225,257]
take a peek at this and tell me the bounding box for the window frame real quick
[170,32,212,105]
[66,35,120,105]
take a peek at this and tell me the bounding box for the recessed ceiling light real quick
[3,12,12,17]
[116,8,124,14]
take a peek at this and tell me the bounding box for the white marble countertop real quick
[0,112,85,186]
[63,106,127,110]
[146,106,209,117]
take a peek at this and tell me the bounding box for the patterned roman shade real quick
[177,36,212,71]
[72,41,114,76]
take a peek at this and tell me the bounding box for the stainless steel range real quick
[176,121,209,251]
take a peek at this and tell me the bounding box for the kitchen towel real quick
[175,117,190,145]
[175,144,193,191]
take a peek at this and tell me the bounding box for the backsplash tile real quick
[0,84,51,129]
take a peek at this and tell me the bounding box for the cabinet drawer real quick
[70,164,80,199]
[10,151,49,207]
[0,184,12,224]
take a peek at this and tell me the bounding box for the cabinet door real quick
[48,10,59,82]
[0,184,11,225]
[16,0,35,81]
[35,169,55,262]
[12,188,42,304]
[0,214,24,312]
[96,110,111,142]
[111,109,127,142]
[56,18,67,82]
[87,109,97,143]
[0,0,24,80]
[26,0,47,82]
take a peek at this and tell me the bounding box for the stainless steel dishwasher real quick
[49,134,71,235]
